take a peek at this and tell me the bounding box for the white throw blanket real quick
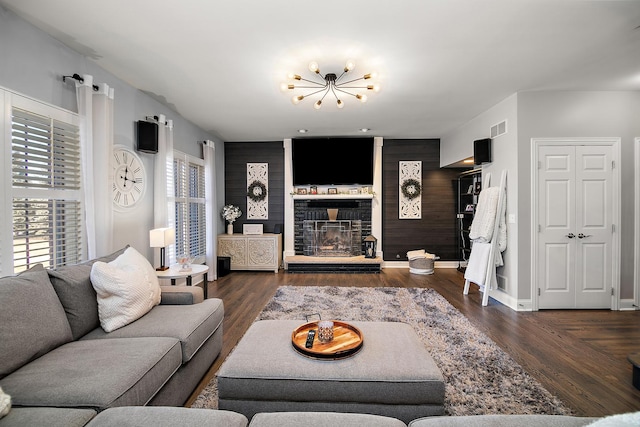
[469,186,507,266]
[464,242,492,287]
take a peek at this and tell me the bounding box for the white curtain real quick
[153,115,175,266]
[76,75,114,259]
[203,140,218,279]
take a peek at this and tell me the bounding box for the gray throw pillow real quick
[48,246,129,340]
[0,265,73,379]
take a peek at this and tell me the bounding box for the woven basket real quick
[409,257,434,275]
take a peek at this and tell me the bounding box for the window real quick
[173,151,206,263]
[1,91,82,275]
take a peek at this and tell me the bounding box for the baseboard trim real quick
[381,260,460,269]
[619,298,639,311]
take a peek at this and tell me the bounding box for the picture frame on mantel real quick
[297,188,307,195]
[328,187,338,195]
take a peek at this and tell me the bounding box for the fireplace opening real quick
[303,220,362,257]
[294,199,371,256]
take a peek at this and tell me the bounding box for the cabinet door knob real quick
[566,233,575,238]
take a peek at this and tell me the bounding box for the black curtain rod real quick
[63,73,99,91]
[145,115,168,126]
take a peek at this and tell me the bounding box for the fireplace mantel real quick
[291,194,374,200]
[283,137,383,260]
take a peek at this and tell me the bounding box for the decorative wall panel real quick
[399,161,422,219]
[247,162,268,219]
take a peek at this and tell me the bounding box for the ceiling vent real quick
[490,120,507,138]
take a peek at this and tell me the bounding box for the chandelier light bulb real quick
[288,73,301,80]
[314,100,322,110]
[291,95,304,105]
[336,99,344,108]
[356,94,368,103]
[280,83,293,92]
[308,61,320,74]
[344,60,356,72]
[367,84,381,92]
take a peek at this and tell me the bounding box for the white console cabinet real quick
[217,233,282,273]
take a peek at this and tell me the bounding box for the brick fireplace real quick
[294,199,372,256]
[282,137,383,268]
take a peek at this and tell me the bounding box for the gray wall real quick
[0,5,225,260]
[441,94,520,307]
[518,91,640,301]
[442,90,639,308]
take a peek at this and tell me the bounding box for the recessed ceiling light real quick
[298,129,308,133]
[359,128,370,132]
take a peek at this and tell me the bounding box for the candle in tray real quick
[317,320,334,343]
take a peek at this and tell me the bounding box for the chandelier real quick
[281,60,380,109]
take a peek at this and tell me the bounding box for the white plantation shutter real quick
[173,152,206,263]
[11,106,83,272]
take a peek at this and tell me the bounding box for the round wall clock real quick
[112,145,146,210]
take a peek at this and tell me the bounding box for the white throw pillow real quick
[0,386,11,419]
[90,247,161,332]
[586,412,640,426]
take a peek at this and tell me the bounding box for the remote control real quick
[305,330,316,348]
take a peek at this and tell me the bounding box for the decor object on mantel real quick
[221,204,242,235]
[399,160,422,219]
[246,163,268,219]
[192,286,571,416]
[149,227,175,271]
[281,60,380,109]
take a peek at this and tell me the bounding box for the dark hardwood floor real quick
[186,268,640,417]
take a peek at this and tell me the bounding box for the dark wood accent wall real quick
[224,139,462,261]
[382,139,462,261]
[224,142,284,234]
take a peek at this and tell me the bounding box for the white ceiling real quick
[2,0,640,142]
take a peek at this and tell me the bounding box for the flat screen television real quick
[292,137,374,186]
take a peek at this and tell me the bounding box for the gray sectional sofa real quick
[0,247,224,417]
[0,407,606,427]
[0,247,617,426]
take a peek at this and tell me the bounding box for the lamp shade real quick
[149,228,175,248]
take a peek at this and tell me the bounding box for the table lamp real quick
[149,227,175,271]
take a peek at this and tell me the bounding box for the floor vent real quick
[490,120,507,138]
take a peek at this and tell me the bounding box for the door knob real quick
[566,233,575,238]
[577,233,592,239]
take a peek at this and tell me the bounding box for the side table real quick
[155,264,209,299]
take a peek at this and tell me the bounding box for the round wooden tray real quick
[291,320,363,359]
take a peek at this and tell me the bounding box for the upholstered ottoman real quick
[217,320,445,423]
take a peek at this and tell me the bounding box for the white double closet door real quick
[537,143,615,309]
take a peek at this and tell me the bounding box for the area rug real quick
[192,286,572,416]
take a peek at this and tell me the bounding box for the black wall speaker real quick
[474,138,492,165]
[136,120,159,153]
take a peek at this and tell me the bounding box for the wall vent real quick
[497,274,507,291]
[490,120,507,138]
